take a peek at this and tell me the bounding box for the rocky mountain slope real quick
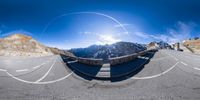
[0,34,74,57]
[69,41,147,60]
[147,41,170,49]
[183,39,200,54]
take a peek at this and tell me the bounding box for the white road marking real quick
[138,56,149,60]
[187,53,200,58]
[151,56,169,61]
[6,71,38,84]
[193,67,200,71]
[33,63,45,69]
[6,71,73,84]
[181,62,188,66]
[168,53,178,61]
[5,57,73,84]
[0,69,7,72]
[174,51,200,61]
[169,54,178,61]
[164,51,178,61]
[67,60,78,64]
[16,69,29,72]
[131,62,179,80]
[180,61,200,72]
[174,57,178,61]
[35,58,57,83]
[35,72,73,84]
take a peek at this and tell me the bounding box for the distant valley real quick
[0,34,173,58]
[69,42,147,60]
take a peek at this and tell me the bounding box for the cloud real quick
[79,21,196,45]
[96,34,121,45]
[80,31,99,35]
[131,21,196,44]
[80,31,122,45]
[159,21,194,43]
[133,32,150,39]
[114,23,132,28]
[1,30,33,37]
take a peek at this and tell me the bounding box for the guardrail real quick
[109,53,138,66]
[65,49,156,66]
[77,57,103,66]
[62,55,102,66]
[65,55,77,60]
[109,49,155,65]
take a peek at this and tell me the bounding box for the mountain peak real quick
[0,33,75,57]
[70,41,147,59]
[4,34,32,41]
[0,33,53,56]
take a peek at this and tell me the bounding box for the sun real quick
[96,34,121,45]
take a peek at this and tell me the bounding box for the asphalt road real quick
[0,49,200,100]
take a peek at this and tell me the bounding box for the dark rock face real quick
[69,42,147,60]
[157,41,171,49]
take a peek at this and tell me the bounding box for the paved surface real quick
[96,63,110,78]
[0,50,200,100]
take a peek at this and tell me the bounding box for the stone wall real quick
[109,53,138,65]
[67,49,156,66]
[78,57,103,66]
[109,50,154,65]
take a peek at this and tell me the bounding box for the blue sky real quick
[0,0,200,49]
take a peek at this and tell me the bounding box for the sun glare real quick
[96,34,121,45]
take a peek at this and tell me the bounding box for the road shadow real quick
[60,55,101,81]
[60,50,157,82]
[110,50,156,82]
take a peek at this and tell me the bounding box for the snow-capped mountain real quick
[69,41,147,60]
[147,41,170,49]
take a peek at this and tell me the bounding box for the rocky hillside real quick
[69,41,146,60]
[0,34,74,57]
[147,41,170,50]
[50,47,75,57]
[183,39,200,54]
